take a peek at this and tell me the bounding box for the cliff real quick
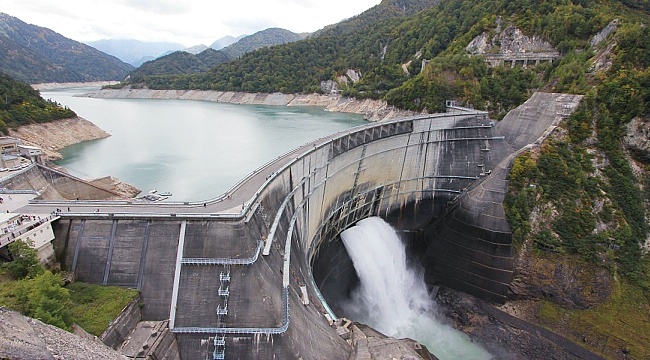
[81,88,419,121]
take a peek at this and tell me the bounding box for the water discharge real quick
[340,217,492,360]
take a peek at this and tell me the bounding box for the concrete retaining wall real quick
[100,296,142,350]
[0,165,121,200]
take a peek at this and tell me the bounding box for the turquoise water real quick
[43,88,367,201]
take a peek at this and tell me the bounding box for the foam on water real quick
[340,217,492,360]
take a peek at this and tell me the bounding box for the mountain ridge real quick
[127,27,309,82]
[87,39,186,67]
[0,13,133,84]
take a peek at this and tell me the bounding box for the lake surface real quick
[42,88,367,201]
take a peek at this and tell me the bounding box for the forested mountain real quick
[128,49,230,81]
[219,28,309,60]
[127,28,309,82]
[86,39,186,67]
[0,13,133,84]
[130,0,645,115]
[117,1,650,357]
[0,72,76,134]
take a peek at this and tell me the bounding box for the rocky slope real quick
[0,307,126,360]
[9,116,109,161]
[81,88,419,121]
[624,116,650,164]
[31,81,120,91]
[8,117,140,198]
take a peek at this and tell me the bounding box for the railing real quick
[30,111,489,215]
[55,112,493,338]
[0,188,39,195]
[181,241,263,265]
[0,214,59,248]
[172,287,290,335]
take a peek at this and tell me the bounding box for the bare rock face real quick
[624,117,650,164]
[89,176,142,198]
[0,307,126,360]
[466,21,556,55]
[591,19,618,47]
[347,323,438,360]
[510,252,613,309]
[320,79,339,94]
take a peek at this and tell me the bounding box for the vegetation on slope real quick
[9,0,642,354]
[0,13,133,83]
[0,240,138,335]
[0,72,76,134]
[127,49,231,82]
[504,18,649,290]
[122,0,641,122]
[126,28,309,83]
[538,280,650,359]
[67,282,139,336]
[126,0,441,92]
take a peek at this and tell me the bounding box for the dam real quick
[14,92,582,359]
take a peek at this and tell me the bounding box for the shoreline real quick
[81,87,418,122]
[9,116,110,161]
[31,81,120,91]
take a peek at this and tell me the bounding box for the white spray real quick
[340,217,492,360]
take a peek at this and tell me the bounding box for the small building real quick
[0,212,58,263]
[0,137,22,168]
[18,145,43,165]
[1,154,24,169]
[0,137,20,155]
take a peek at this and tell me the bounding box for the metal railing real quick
[172,287,289,335]
[181,241,263,265]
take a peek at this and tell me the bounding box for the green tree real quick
[3,240,44,280]
[15,272,73,331]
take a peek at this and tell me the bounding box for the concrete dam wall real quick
[0,164,121,200]
[48,92,582,359]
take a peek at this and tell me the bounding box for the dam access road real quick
[12,92,583,359]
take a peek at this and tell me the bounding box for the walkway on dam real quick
[14,108,484,218]
[15,92,579,219]
[14,130,341,217]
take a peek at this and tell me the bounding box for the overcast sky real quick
[1,0,382,46]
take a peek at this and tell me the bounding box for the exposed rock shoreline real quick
[31,81,120,90]
[8,117,141,198]
[80,88,419,121]
[9,116,110,161]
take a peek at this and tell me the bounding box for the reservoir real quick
[42,88,367,201]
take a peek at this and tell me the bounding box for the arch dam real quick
[17,92,582,359]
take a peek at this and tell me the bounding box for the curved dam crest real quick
[18,92,582,359]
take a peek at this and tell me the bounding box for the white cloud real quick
[0,0,381,46]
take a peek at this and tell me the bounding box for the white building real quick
[18,145,43,165]
[0,212,58,264]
